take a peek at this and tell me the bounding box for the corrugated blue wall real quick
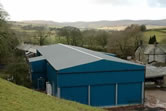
[46,63,57,96]
[30,59,58,94]
[30,57,145,107]
[61,86,88,104]
[57,71,144,87]
[118,83,142,105]
[90,84,115,106]
[56,60,144,106]
[59,82,143,106]
[57,71,144,106]
[30,59,46,90]
[59,60,144,73]
[30,60,46,72]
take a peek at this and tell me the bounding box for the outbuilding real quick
[135,44,166,63]
[29,44,145,107]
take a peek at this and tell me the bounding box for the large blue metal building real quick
[29,44,145,107]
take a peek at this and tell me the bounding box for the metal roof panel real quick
[36,44,143,70]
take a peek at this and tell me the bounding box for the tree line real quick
[19,24,146,58]
[0,4,30,87]
[56,25,145,58]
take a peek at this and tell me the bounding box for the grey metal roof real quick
[37,44,143,70]
[17,43,40,53]
[146,65,166,78]
[29,56,45,62]
[71,45,143,65]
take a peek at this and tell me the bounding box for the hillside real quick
[0,78,104,111]
[144,28,166,43]
[13,19,166,29]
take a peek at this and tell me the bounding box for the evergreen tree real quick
[153,35,157,43]
[148,36,152,44]
[148,35,157,44]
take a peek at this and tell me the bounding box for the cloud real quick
[94,0,129,5]
[93,0,141,6]
[147,0,166,7]
[1,0,166,22]
[94,0,166,8]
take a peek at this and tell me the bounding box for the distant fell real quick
[16,19,166,29]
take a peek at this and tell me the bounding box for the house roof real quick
[139,44,166,55]
[17,43,40,53]
[34,44,143,70]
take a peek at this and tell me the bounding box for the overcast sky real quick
[0,0,166,22]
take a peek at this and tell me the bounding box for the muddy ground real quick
[145,88,166,109]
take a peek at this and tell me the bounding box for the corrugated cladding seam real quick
[59,44,103,59]
[143,66,146,104]
[58,69,145,74]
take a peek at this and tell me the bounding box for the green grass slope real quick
[144,28,166,43]
[0,78,104,111]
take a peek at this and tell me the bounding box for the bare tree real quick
[57,26,82,46]
[96,30,109,49]
[34,26,51,46]
[108,24,144,58]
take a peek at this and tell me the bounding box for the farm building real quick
[29,44,145,107]
[17,43,39,57]
[135,44,166,64]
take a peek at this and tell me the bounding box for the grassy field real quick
[97,25,166,44]
[144,28,166,43]
[11,21,166,45]
[0,78,104,111]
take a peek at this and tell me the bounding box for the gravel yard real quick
[145,88,166,109]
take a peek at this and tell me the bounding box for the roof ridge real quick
[59,44,103,60]
[158,46,166,53]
